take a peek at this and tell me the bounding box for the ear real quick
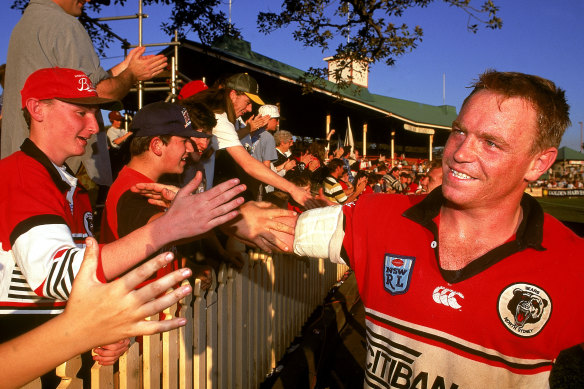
[525,147,557,182]
[25,98,44,122]
[150,137,164,156]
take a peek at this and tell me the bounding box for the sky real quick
[1,0,583,151]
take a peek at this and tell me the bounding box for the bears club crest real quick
[497,283,552,337]
[383,254,415,295]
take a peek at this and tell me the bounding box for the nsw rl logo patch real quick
[383,254,415,295]
[497,283,552,337]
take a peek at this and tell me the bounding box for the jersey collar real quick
[403,187,546,283]
[20,138,75,193]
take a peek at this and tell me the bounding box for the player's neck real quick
[441,199,523,237]
[438,202,523,270]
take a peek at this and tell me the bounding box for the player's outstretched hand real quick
[221,201,297,253]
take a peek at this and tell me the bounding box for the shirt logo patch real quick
[383,254,415,295]
[432,286,464,309]
[497,283,552,337]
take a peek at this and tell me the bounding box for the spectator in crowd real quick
[1,0,168,189]
[382,166,404,193]
[427,160,444,193]
[339,146,354,183]
[177,99,219,188]
[273,129,297,175]
[353,170,372,195]
[402,171,418,194]
[252,104,280,165]
[250,104,280,197]
[370,173,384,193]
[280,70,583,388]
[323,158,366,204]
[106,110,132,178]
[0,239,194,389]
[185,73,310,205]
[308,141,326,169]
[101,102,208,241]
[0,68,295,377]
[208,73,270,153]
[101,101,217,288]
[324,128,335,157]
[416,174,429,194]
[177,79,208,100]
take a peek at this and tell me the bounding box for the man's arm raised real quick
[97,46,167,101]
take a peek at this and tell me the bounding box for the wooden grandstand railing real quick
[21,247,348,389]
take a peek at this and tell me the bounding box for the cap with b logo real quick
[21,67,122,111]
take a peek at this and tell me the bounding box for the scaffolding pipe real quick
[137,0,144,109]
[97,0,181,110]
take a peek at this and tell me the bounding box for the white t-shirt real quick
[106,126,129,149]
[211,112,242,151]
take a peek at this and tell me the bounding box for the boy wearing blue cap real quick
[101,101,214,245]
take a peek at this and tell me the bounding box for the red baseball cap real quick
[177,80,208,100]
[21,67,122,110]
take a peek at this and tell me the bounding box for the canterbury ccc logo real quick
[432,286,464,309]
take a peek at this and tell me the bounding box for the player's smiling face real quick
[442,90,542,209]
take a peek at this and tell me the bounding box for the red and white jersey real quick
[0,140,93,315]
[342,191,584,388]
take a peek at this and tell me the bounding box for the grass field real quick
[535,197,584,224]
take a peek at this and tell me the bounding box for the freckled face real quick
[442,90,541,209]
[40,100,99,165]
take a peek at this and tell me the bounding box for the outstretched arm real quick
[131,182,299,253]
[227,145,312,206]
[0,238,192,389]
[100,172,245,280]
[220,201,297,253]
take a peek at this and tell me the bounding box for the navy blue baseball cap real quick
[131,101,211,139]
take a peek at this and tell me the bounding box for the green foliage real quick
[10,0,500,92]
[10,0,238,57]
[258,0,501,93]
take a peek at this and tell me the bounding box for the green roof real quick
[207,37,456,129]
[557,146,584,161]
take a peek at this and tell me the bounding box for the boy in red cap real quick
[0,67,264,367]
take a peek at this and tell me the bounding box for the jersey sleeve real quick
[12,224,85,301]
[5,159,86,301]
